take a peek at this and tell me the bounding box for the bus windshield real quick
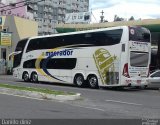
[13,38,28,68]
[129,26,150,42]
[15,38,28,52]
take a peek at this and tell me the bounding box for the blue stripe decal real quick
[42,49,66,82]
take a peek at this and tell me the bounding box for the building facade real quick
[29,0,89,35]
[0,16,38,74]
[0,0,89,35]
[0,0,34,19]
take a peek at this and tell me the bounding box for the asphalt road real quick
[0,75,160,119]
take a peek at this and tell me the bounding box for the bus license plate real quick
[137,80,141,84]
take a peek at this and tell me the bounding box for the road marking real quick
[0,92,105,112]
[105,99,142,106]
[0,92,45,101]
[68,104,106,112]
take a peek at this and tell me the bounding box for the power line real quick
[0,0,44,12]
[1,4,29,12]
[0,0,30,9]
[91,10,98,23]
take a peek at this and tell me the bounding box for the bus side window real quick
[122,44,125,52]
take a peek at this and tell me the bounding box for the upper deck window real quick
[129,26,150,42]
[26,29,123,52]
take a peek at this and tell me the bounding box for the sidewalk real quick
[0,75,14,81]
[0,75,81,101]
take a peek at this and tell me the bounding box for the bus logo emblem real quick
[93,48,117,85]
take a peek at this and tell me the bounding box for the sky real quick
[90,0,160,23]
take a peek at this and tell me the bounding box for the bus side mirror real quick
[15,51,22,55]
[8,51,22,60]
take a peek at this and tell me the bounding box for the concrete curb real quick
[0,87,81,101]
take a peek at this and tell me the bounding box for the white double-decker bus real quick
[13,26,151,89]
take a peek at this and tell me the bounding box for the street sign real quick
[65,12,91,24]
[0,32,12,46]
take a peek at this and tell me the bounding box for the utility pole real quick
[100,10,104,23]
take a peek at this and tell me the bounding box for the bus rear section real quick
[121,26,151,87]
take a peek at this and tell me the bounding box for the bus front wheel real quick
[88,75,99,89]
[74,74,85,87]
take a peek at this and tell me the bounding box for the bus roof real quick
[28,26,129,40]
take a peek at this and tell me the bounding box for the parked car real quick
[147,70,160,89]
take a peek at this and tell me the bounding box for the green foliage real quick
[0,83,74,95]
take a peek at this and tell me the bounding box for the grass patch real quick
[0,83,74,95]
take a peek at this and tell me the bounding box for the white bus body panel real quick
[13,26,150,88]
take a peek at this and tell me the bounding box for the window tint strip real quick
[23,58,77,69]
[26,29,123,52]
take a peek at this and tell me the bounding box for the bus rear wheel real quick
[74,74,85,87]
[88,75,99,89]
[31,72,38,83]
[23,72,30,82]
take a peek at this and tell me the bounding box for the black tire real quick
[31,72,38,83]
[135,86,142,89]
[74,74,85,87]
[140,85,148,89]
[144,85,148,89]
[88,75,99,89]
[23,72,30,82]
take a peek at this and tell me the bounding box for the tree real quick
[129,16,135,21]
[104,20,108,22]
[114,15,124,22]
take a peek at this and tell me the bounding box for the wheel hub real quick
[77,77,83,85]
[89,77,97,87]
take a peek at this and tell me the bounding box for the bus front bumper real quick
[13,68,22,79]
